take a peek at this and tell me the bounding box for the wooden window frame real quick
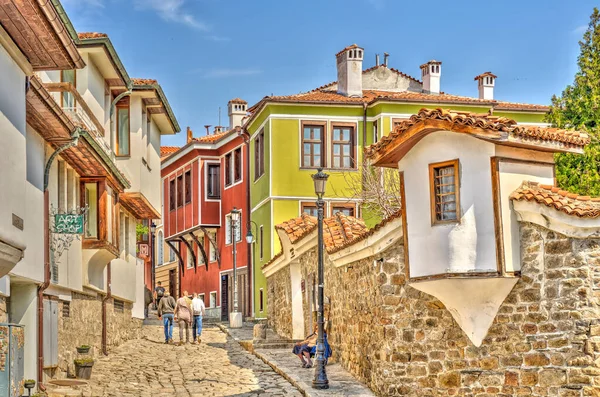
[331,202,356,217]
[207,164,221,199]
[259,225,264,260]
[392,117,408,130]
[429,159,460,225]
[60,69,77,108]
[176,174,184,208]
[184,170,192,204]
[330,123,356,170]
[300,201,319,217]
[301,121,326,169]
[169,179,176,211]
[234,147,242,183]
[225,153,232,187]
[254,130,265,180]
[115,104,130,157]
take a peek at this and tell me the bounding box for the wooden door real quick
[168,269,176,297]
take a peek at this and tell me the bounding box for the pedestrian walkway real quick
[49,325,302,397]
[219,324,374,397]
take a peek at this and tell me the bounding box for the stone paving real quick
[83,325,303,397]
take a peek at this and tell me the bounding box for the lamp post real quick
[311,168,329,390]
[230,207,243,328]
[246,221,258,318]
[150,222,156,292]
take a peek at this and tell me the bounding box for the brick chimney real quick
[186,126,193,143]
[336,44,363,97]
[474,72,496,100]
[228,98,247,128]
[420,60,442,95]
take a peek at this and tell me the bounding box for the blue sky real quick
[62,0,597,146]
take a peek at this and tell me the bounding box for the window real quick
[429,159,460,224]
[301,203,318,217]
[120,212,130,258]
[84,182,98,238]
[392,118,408,130]
[225,153,232,186]
[332,204,355,217]
[209,232,217,262]
[331,125,354,169]
[199,294,205,304]
[254,130,265,180]
[169,246,176,262]
[225,213,242,245]
[259,289,264,312]
[259,226,264,260]
[207,164,220,199]
[210,291,217,308]
[302,122,325,168]
[60,70,76,108]
[116,106,130,156]
[169,179,176,211]
[176,175,183,208]
[184,170,192,204]
[373,121,378,144]
[139,219,149,242]
[62,301,70,318]
[157,231,164,266]
[114,299,124,313]
[186,246,193,268]
[234,148,242,182]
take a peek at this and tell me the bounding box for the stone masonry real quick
[56,292,142,378]
[267,222,600,396]
[267,265,293,339]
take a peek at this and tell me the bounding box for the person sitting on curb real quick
[157,292,176,344]
[292,324,318,368]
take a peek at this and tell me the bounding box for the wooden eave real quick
[119,192,161,220]
[0,0,84,70]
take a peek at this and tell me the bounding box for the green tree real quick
[547,8,600,195]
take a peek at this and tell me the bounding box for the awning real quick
[119,192,160,220]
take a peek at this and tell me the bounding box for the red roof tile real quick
[192,129,234,144]
[132,78,158,86]
[78,32,107,39]
[336,44,362,57]
[228,98,247,104]
[510,181,600,218]
[474,71,497,81]
[160,146,180,159]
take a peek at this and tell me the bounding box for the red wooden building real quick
[160,99,251,320]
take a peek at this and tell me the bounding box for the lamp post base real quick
[312,378,329,390]
[229,311,243,328]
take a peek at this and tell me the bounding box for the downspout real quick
[101,262,111,355]
[240,127,253,318]
[109,87,133,149]
[362,102,367,148]
[38,129,81,388]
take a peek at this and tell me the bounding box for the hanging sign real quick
[54,214,84,234]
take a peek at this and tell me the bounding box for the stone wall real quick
[267,223,600,396]
[267,265,293,339]
[0,296,7,323]
[56,292,142,378]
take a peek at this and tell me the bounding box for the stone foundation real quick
[0,296,7,323]
[56,292,142,378]
[267,266,293,339]
[267,223,600,396]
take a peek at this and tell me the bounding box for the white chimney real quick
[474,72,496,100]
[228,98,247,128]
[420,60,442,95]
[336,44,363,97]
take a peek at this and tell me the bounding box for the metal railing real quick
[63,106,115,161]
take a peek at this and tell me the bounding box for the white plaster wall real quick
[131,257,145,319]
[145,118,162,211]
[10,284,38,381]
[116,95,141,190]
[290,261,305,340]
[0,45,27,252]
[398,132,497,277]
[499,161,553,272]
[111,213,138,302]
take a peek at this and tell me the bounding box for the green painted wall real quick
[252,199,271,319]
[250,120,270,208]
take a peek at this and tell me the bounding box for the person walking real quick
[154,281,165,310]
[144,286,152,318]
[174,291,192,345]
[191,293,206,344]
[157,292,176,344]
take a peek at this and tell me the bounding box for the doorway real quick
[168,269,176,298]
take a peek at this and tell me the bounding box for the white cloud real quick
[135,0,210,31]
[205,35,231,42]
[572,25,587,34]
[200,69,262,78]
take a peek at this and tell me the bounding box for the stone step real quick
[47,388,83,397]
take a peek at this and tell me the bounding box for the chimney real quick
[383,52,389,67]
[228,98,248,128]
[186,126,193,143]
[420,60,442,95]
[474,72,496,100]
[214,126,226,134]
[336,44,363,97]
[375,54,380,66]
[204,125,211,135]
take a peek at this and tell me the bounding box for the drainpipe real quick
[109,87,132,148]
[102,262,111,355]
[239,127,253,317]
[38,129,81,388]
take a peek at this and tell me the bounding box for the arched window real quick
[157,231,164,266]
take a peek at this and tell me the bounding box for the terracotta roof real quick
[275,213,318,244]
[132,78,158,86]
[366,108,589,163]
[510,182,600,218]
[192,129,234,144]
[336,44,362,57]
[229,98,247,104]
[420,60,442,69]
[77,32,108,39]
[474,71,497,81]
[160,146,180,159]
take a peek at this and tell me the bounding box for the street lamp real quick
[245,220,258,317]
[311,168,329,390]
[230,207,243,328]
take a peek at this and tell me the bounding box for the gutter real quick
[41,0,85,69]
[76,37,131,86]
[132,84,181,133]
[101,262,112,355]
[239,128,253,317]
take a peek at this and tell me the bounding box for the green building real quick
[245,44,548,318]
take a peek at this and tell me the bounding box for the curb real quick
[216,324,309,397]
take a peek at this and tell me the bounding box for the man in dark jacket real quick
[144,286,152,318]
[157,292,177,343]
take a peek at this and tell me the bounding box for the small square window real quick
[114,299,124,313]
[429,159,460,224]
[62,302,70,318]
[301,203,318,217]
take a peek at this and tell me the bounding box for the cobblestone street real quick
[85,325,302,397]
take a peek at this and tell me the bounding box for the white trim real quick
[209,290,217,308]
[161,134,239,169]
[249,117,269,141]
[251,197,271,213]
[269,118,272,198]
[224,209,243,246]
[162,157,205,180]
[274,114,365,122]
[223,144,244,191]
[203,159,222,202]
[513,200,600,238]
[272,195,361,202]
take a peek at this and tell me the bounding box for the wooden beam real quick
[200,226,220,268]
[189,233,209,272]
[180,237,197,273]
[44,82,105,136]
[166,240,184,277]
